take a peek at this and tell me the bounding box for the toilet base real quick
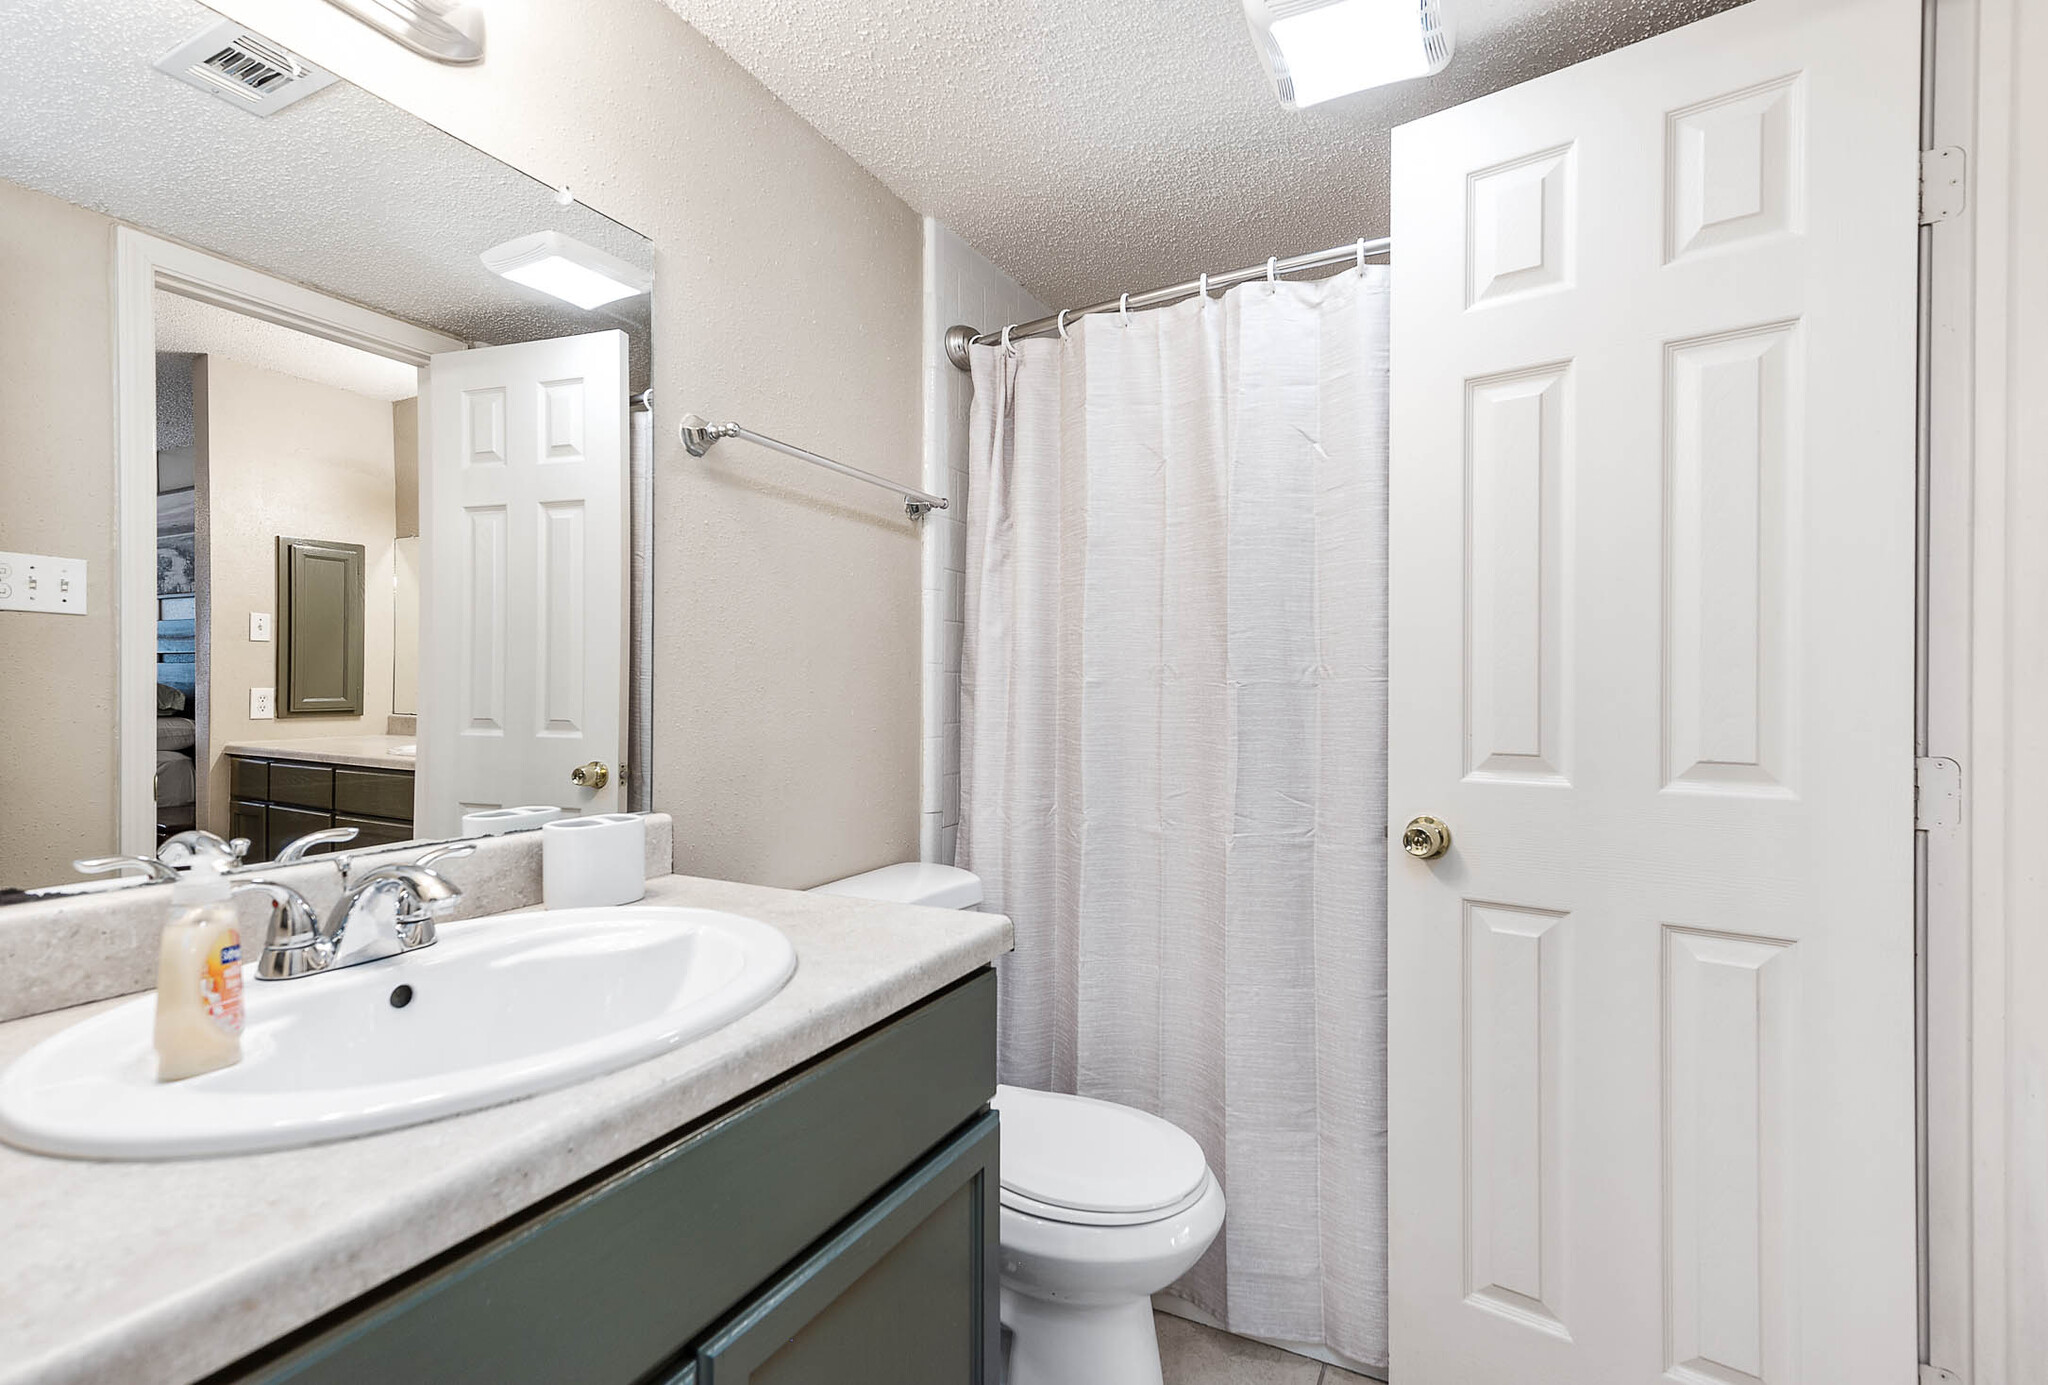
[1000,1285,1162,1385]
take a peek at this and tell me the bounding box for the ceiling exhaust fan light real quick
[1244,0,1455,108]
[480,231,650,311]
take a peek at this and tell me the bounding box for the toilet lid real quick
[991,1085,1209,1216]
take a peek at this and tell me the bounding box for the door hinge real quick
[1921,1365,1964,1385]
[1921,147,1968,224]
[1915,756,1963,831]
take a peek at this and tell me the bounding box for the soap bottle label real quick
[201,934,244,1036]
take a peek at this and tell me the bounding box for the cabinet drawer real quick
[334,768,413,821]
[229,971,998,1385]
[266,805,333,853]
[334,813,414,851]
[268,762,333,811]
[229,757,268,802]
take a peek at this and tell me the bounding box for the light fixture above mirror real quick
[481,231,653,310]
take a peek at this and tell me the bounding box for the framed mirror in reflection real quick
[0,0,654,890]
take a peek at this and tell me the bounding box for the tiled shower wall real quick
[920,220,1049,864]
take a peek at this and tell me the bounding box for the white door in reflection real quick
[420,330,628,832]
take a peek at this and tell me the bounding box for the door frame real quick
[1918,0,2040,1378]
[111,227,465,855]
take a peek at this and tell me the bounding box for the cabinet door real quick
[687,1111,999,1385]
[276,536,366,716]
[230,801,268,862]
[266,805,333,857]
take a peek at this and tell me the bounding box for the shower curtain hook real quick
[1119,292,1131,326]
[1000,323,1015,356]
[1266,255,1278,289]
[1056,308,1070,341]
[1198,272,1210,303]
[1356,238,1367,269]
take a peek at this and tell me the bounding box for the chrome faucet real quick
[242,843,475,981]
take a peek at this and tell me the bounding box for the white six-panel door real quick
[1386,0,1920,1380]
[419,331,628,835]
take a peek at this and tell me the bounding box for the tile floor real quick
[1155,1311,1381,1385]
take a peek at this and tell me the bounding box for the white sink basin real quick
[0,906,795,1160]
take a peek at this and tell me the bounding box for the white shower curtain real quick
[961,266,1389,1367]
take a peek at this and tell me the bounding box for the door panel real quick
[419,332,627,835]
[1387,0,1920,1381]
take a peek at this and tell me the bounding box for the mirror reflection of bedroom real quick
[151,299,420,852]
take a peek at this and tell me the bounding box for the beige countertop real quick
[0,874,1012,1385]
[220,734,417,771]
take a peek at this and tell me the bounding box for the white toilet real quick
[812,863,1226,1385]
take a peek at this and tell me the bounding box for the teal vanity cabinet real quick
[215,970,1000,1385]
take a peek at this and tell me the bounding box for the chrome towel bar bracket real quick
[679,414,948,519]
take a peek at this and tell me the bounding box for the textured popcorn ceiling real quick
[666,0,1750,307]
[0,0,652,364]
[156,291,423,401]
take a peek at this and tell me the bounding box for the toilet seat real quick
[992,1084,1209,1224]
[1000,1175,1212,1227]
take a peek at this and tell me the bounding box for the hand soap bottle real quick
[154,854,244,1081]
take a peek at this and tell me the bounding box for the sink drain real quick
[388,984,414,1009]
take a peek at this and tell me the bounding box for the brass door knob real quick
[570,761,611,790]
[1402,816,1452,860]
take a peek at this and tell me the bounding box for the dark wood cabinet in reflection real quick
[227,755,412,863]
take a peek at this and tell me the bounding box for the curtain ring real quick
[1356,237,1367,269]
[1000,323,1015,355]
[1198,272,1210,303]
[1266,255,1278,288]
[1056,308,1070,341]
[1119,292,1131,326]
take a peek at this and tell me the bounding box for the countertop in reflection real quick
[219,734,416,771]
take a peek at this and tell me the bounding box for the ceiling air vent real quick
[153,19,338,117]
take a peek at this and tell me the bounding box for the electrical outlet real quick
[249,611,272,641]
[250,687,276,720]
[0,550,87,615]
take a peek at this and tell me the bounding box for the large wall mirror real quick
[0,0,654,890]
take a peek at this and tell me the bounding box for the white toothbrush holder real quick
[541,814,647,910]
[461,805,566,837]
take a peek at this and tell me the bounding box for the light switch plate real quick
[250,687,276,720]
[249,611,272,641]
[0,551,88,615]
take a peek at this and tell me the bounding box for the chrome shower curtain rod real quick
[944,235,1392,371]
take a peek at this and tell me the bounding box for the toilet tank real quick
[808,862,983,911]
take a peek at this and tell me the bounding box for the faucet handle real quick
[415,842,476,873]
[274,826,360,864]
[73,855,178,884]
[234,880,328,981]
[384,848,473,950]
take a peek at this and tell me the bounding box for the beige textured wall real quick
[199,357,398,831]
[206,0,925,887]
[0,180,118,886]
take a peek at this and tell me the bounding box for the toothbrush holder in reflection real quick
[541,814,647,910]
